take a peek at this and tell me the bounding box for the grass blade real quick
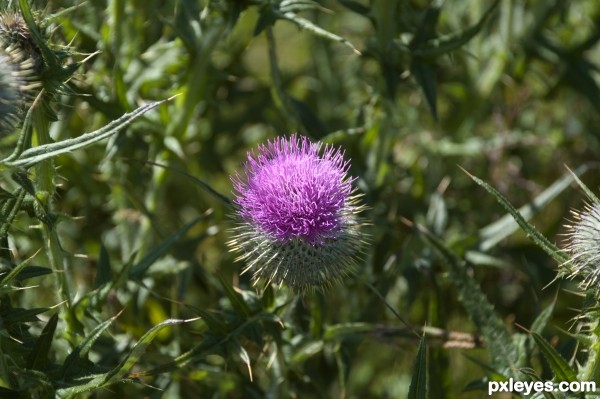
[408,336,428,399]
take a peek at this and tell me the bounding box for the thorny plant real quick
[0,0,600,398]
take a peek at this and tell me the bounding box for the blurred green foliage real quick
[1,0,600,397]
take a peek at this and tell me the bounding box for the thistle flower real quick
[564,202,600,290]
[228,134,366,292]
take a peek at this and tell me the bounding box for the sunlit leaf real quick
[3,98,173,168]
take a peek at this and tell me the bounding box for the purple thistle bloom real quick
[228,134,366,292]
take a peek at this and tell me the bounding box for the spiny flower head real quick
[564,202,600,290]
[0,11,43,74]
[228,134,366,292]
[0,11,42,136]
[0,8,78,121]
[0,48,38,136]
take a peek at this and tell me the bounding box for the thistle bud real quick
[0,12,41,136]
[0,12,43,74]
[228,134,367,293]
[0,49,38,136]
[564,202,600,290]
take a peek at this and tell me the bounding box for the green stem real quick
[0,189,26,239]
[135,311,269,378]
[581,319,600,382]
[33,95,79,344]
[361,277,418,337]
[265,26,304,134]
[134,22,226,258]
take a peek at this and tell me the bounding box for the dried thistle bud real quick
[0,11,43,136]
[564,202,600,290]
[228,134,367,293]
[0,11,44,74]
[0,48,38,136]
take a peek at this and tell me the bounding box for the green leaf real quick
[408,336,428,399]
[3,98,172,168]
[531,332,577,382]
[228,339,253,381]
[410,62,438,120]
[129,215,204,280]
[279,0,330,14]
[26,313,59,371]
[517,368,558,399]
[291,340,324,364]
[0,186,15,201]
[0,387,19,396]
[338,0,369,15]
[261,284,274,309]
[278,11,361,55]
[141,161,231,205]
[324,322,374,341]
[59,313,121,379]
[409,0,443,47]
[563,57,600,115]
[188,306,229,334]
[289,97,329,139]
[254,5,278,37]
[409,0,499,58]
[2,307,48,325]
[93,244,112,289]
[462,353,508,380]
[173,0,202,53]
[462,168,568,264]
[0,249,41,288]
[11,170,36,196]
[478,165,587,252]
[18,0,61,71]
[531,302,555,335]
[461,377,489,393]
[219,274,252,319]
[565,164,600,205]
[56,319,194,398]
[12,265,52,282]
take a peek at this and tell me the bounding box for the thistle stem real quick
[362,278,419,337]
[580,318,600,382]
[33,95,79,344]
[265,26,305,135]
[134,21,225,259]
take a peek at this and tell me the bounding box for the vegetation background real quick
[2,0,600,397]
